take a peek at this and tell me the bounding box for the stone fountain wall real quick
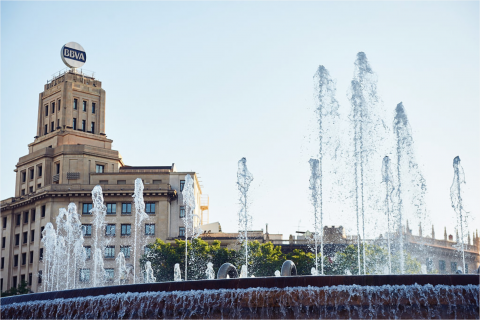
[1,275,478,319]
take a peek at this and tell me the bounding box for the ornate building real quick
[0,69,209,293]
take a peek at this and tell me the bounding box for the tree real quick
[286,249,315,275]
[1,280,30,297]
[248,241,284,277]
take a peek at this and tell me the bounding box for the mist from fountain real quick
[308,159,323,275]
[91,186,107,286]
[181,174,196,280]
[174,263,182,281]
[348,52,385,275]
[450,156,468,272]
[144,262,156,283]
[115,252,127,285]
[393,102,427,274]
[237,157,254,277]
[205,262,215,280]
[381,156,394,274]
[133,178,149,284]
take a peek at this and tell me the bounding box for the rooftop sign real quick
[61,42,86,68]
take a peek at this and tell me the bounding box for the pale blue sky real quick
[1,2,479,239]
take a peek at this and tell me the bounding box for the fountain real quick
[308,159,323,275]
[237,157,253,277]
[181,174,196,280]
[205,262,215,280]
[174,263,182,281]
[381,156,394,274]
[450,156,468,272]
[132,178,149,284]
[91,186,107,286]
[144,262,156,283]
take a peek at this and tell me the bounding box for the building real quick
[0,68,209,293]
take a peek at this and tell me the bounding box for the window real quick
[144,246,151,255]
[106,224,116,236]
[22,253,26,265]
[153,180,162,184]
[1,257,4,269]
[30,251,33,263]
[465,264,468,273]
[122,203,131,214]
[180,206,185,218]
[100,180,108,184]
[117,180,126,185]
[29,186,34,193]
[82,203,93,214]
[180,180,185,191]
[56,163,60,174]
[82,101,87,111]
[41,205,46,217]
[21,189,25,196]
[39,248,44,260]
[2,217,6,228]
[451,262,457,273]
[21,171,26,183]
[82,224,92,236]
[16,214,21,225]
[52,102,55,114]
[23,232,28,244]
[179,227,185,237]
[37,183,42,189]
[41,226,44,238]
[45,105,49,116]
[30,230,35,243]
[79,268,90,282]
[21,274,25,284]
[30,168,34,180]
[106,203,116,215]
[15,234,20,246]
[29,273,33,286]
[92,102,96,114]
[44,125,48,135]
[145,224,155,235]
[91,122,95,134]
[14,255,18,267]
[13,276,17,288]
[57,119,60,129]
[24,212,28,224]
[120,246,131,259]
[74,99,78,110]
[51,121,54,132]
[38,166,42,177]
[31,209,36,222]
[146,202,155,214]
[1,237,5,248]
[96,164,104,173]
[439,260,446,273]
[84,246,91,260]
[58,100,61,110]
[38,270,42,284]
[82,120,86,132]
[121,224,131,236]
[105,246,115,259]
[105,268,114,282]
[73,118,77,130]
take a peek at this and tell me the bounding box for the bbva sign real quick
[61,42,86,68]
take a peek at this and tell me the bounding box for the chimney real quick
[406,220,410,234]
[265,223,269,235]
[456,229,459,242]
[432,225,435,239]
[444,227,447,241]
[468,232,471,245]
[418,222,422,237]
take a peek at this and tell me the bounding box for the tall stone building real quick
[0,69,209,293]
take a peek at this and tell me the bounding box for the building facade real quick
[1,69,209,293]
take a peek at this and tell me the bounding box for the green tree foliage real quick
[142,238,422,282]
[0,280,30,297]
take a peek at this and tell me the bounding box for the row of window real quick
[80,267,113,283]
[81,223,155,237]
[6,206,46,229]
[72,118,95,133]
[6,248,44,269]
[44,99,97,117]
[82,202,156,215]
[21,166,42,183]
[2,271,40,291]
[432,259,469,273]
[44,100,61,116]
[83,245,132,260]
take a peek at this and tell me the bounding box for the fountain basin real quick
[1,275,478,319]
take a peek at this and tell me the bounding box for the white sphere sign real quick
[61,42,86,68]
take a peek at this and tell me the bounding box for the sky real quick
[1,2,479,241]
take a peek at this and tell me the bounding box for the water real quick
[144,262,156,283]
[237,157,254,277]
[348,52,385,275]
[115,252,127,285]
[308,159,323,275]
[393,102,427,273]
[381,156,394,274]
[450,156,468,272]
[91,186,107,286]
[240,265,248,278]
[174,263,182,281]
[181,174,196,280]
[3,284,477,319]
[205,262,215,280]
[41,203,86,292]
[133,178,149,284]
[274,270,280,277]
